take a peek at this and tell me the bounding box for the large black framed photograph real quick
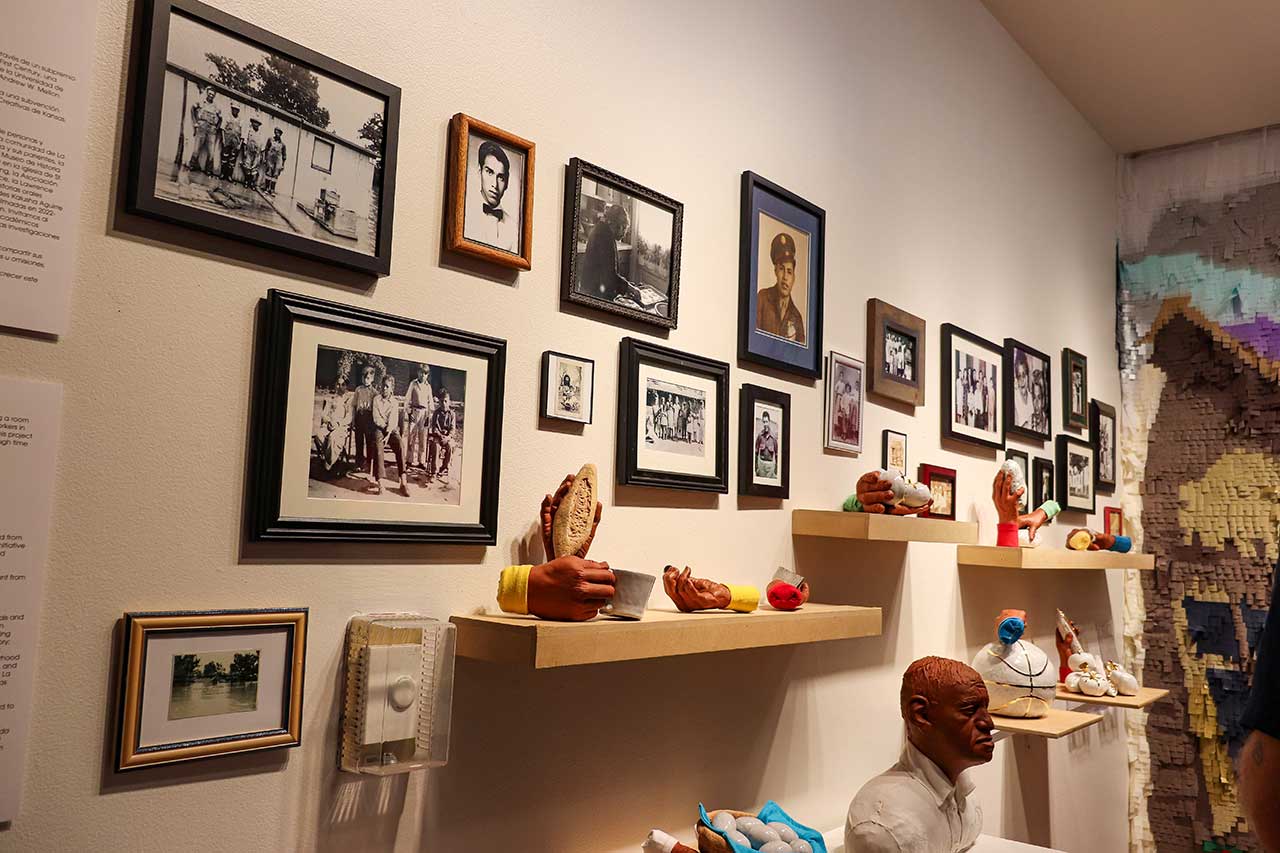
[617,337,729,492]
[561,158,683,329]
[1003,338,1051,441]
[1062,348,1089,431]
[940,324,1005,450]
[1091,399,1117,493]
[738,172,825,378]
[739,384,790,499]
[127,0,400,276]
[1057,434,1096,514]
[248,290,506,542]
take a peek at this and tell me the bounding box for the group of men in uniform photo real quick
[187,86,289,199]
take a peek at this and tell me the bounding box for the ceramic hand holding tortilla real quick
[540,463,603,559]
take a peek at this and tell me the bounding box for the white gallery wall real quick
[0,1,1124,851]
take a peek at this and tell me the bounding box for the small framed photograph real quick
[617,337,728,492]
[739,384,790,499]
[1091,399,1117,493]
[738,172,825,378]
[919,464,958,521]
[1032,456,1055,509]
[941,324,1005,450]
[882,429,908,473]
[867,299,925,406]
[446,113,534,269]
[1104,506,1124,536]
[540,351,594,424]
[1062,348,1089,430]
[1004,339,1051,441]
[1005,448,1030,513]
[824,351,865,454]
[562,158,682,329]
[116,608,307,771]
[127,0,400,275]
[1057,434,1096,513]
[248,290,506,543]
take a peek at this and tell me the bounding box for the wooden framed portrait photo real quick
[617,337,729,492]
[127,0,400,275]
[1057,434,1096,513]
[1091,399,1117,493]
[867,299,925,406]
[739,384,790,499]
[824,351,865,454]
[248,290,506,543]
[1062,348,1089,431]
[446,113,534,269]
[1004,338,1051,442]
[540,350,594,424]
[919,464,958,521]
[941,324,1005,450]
[738,172,825,378]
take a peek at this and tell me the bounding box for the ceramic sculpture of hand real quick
[663,565,732,612]
[992,469,1024,525]
[856,470,932,515]
[526,556,616,622]
[540,470,603,559]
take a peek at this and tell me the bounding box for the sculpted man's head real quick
[900,656,995,781]
[477,140,510,208]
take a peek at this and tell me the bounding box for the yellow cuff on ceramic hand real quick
[726,585,760,613]
[497,565,532,615]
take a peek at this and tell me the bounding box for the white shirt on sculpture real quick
[845,738,982,853]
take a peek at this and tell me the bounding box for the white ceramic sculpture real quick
[1105,660,1140,696]
[970,609,1056,718]
[1065,662,1112,697]
[871,468,934,509]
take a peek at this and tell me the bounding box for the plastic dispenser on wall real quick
[340,613,456,775]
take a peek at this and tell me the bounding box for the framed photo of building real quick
[824,351,864,454]
[1091,399,1117,493]
[1104,506,1124,536]
[1003,339,1051,442]
[882,430,908,473]
[1005,448,1030,513]
[617,338,728,492]
[561,159,682,329]
[127,0,400,275]
[738,172,825,378]
[540,351,594,424]
[445,113,534,270]
[1062,348,1089,431]
[1056,435,1096,513]
[867,299,925,406]
[115,608,307,771]
[738,384,790,499]
[941,324,1005,450]
[1032,456,1055,509]
[918,464,958,521]
[248,290,506,542]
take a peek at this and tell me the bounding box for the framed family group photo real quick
[127,0,401,275]
[739,384,790,499]
[561,158,683,329]
[867,299,925,406]
[1057,434,1096,513]
[941,324,1005,450]
[738,172,825,378]
[445,113,535,269]
[617,338,729,493]
[540,351,594,424]
[824,351,865,454]
[1004,338,1051,441]
[248,290,506,543]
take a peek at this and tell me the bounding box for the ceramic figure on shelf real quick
[542,463,603,559]
[662,566,759,613]
[1065,528,1133,553]
[767,567,811,611]
[1054,608,1106,682]
[992,465,1060,547]
[1105,660,1140,696]
[1065,660,1114,697]
[970,608,1056,718]
[642,829,697,853]
[842,468,933,515]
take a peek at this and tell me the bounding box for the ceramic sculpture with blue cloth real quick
[698,801,825,853]
[969,609,1056,718]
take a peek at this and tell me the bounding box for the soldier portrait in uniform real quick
[447,114,535,270]
[754,219,810,345]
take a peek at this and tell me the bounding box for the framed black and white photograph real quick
[561,158,682,329]
[116,608,307,770]
[1091,399,1117,493]
[739,384,790,499]
[616,338,728,492]
[1062,348,1089,431]
[824,351,864,454]
[867,299,925,406]
[127,0,400,275]
[738,172,825,378]
[446,113,534,269]
[919,464,957,521]
[540,351,594,424]
[1005,448,1030,513]
[941,324,1005,450]
[1032,456,1054,510]
[1003,339,1051,441]
[1057,434,1096,513]
[248,290,506,542]
[882,429,908,473]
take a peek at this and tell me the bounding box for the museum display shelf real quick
[1054,684,1170,709]
[990,707,1102,739]
[791,510,979,544]
[450,603,882,668]
[956,546,1155,571]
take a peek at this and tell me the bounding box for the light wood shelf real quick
[792,510,979,544]
[956,546,1155,571]
[991,707,1102,739]
[1055,684,1169,709]
[451,603,882,669]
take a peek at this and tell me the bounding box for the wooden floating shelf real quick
[1055,684,1169,709]
[792,510,979,544]
[991,707,1102,739]
[956,546,1155,571]
[451,603,882,669]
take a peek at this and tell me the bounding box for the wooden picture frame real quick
[539,351,594,424]
[1032,456,1055,510]
[940,324,1005,450]
[881,429,908,473]
[616,337,729,492]
[445,113,534,270]
[738,384,790,499]
[1057,434,1096,513]
[1003,338,1052,442]
[1005,448,1030,513]
[126,0,401,275]
[824,350,865,454]
[867,299,925,406]
[1104,506,1124,536]
[116,608,307,771]
[1062,348,1089,431]
[919,464,958,521]
[1091,399,1117,493]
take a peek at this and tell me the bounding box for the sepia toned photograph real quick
[941,325,1004,450]
[882,429,907,473]
[541,351,594,424]
[754,213,810,345]
[1005,339,1051,441]
[447,114,534,268]
[1057,435,1096,512]
[919,464,957,521]
[825,351,864,454]
[168,648,260,721]
[644,377,706,458]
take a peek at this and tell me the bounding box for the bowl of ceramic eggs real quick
[697,809,815,853]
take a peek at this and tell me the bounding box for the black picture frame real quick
[738,171,825,378]
[1031,456,1054,509]
[1003,338,1052,442]
[1062,348,1089,431]
[881,429,908,473]
[1091,399,1117,493]
[561,158,683,329]
[248,289,506,542]
[1005,448,1030,513]
[539,350,594,425]
[1056,434,1096,514]
[616,337,729,493]
[738,384,790,499]
[126,0,401,276]
[940,324,1006,450]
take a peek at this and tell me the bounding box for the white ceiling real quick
[981,0,1280,153]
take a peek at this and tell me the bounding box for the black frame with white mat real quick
[738,383,790,499]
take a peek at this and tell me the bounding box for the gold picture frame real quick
[445,113,535,270]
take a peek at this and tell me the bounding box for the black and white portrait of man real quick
[464,133,524,254]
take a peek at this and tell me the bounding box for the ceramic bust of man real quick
[846,657,995,853]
